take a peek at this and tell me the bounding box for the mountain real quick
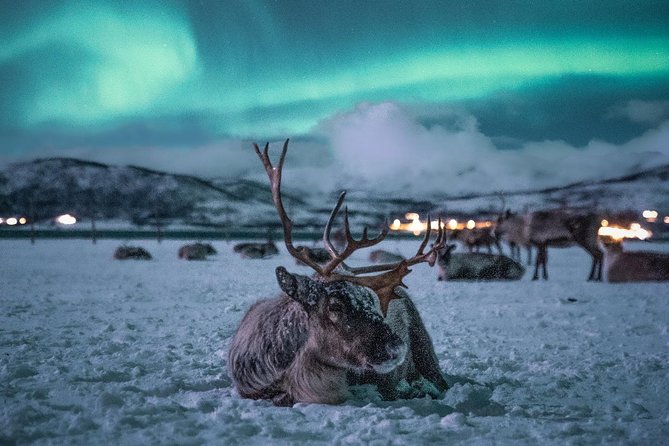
[0,157,667,232]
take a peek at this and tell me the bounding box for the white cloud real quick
[2,102,667,199]
[316,102,669,196]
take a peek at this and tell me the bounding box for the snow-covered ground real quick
[1,238,668,445]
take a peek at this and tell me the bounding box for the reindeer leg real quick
[541,246,548,280]
[526,246,532,266]
[532,245,541,280]
[587,256,597,281]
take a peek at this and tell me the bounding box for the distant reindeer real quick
[495,210,532,265]
[228,140,449,406]
[598,239,669,282]
[450,227,502,254]
[233,237,279,259]
[369,249,405,264]
[294,245,331,265]
[178,242,216,261]
[113,246,152,260]
[436,244,524,281]
[522,209,603,281]
[562,213,603,281]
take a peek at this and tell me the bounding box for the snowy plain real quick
[1,238,668,445]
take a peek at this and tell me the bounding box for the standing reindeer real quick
[228,140,449,406]
[598,239,669,282]
[450,227,502,254]
[522,209,603,281]
[562,213,603,281]
[494,210,532,265]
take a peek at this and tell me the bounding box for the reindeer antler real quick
[254,139,444,315]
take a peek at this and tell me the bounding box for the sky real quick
[1,0,668,195]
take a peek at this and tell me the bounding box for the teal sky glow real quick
[0,0,668,187]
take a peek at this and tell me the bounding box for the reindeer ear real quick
[275,266,323,308]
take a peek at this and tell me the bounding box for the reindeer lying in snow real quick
[368,249,405,264]
[113,246,152,260]
[178,242,217,260]
[436,244,524,281]
[233,239,279,259]
[228,140,449,406]
[598,239,669,282]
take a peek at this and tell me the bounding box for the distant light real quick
[390,219,401,230]
[642,210,658,219]
[0,218,4,224]
[664,216,669,224]
[601,219,608,227]
[6,217,18,226]
[599,222,652,241]
[405,212,419,221]
[447,219,458,230]
[466,220,476,230]
[56,214,77,225]
[407,214,423,236]
[18,217,27,225]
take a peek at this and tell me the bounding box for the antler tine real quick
[321,194,390,276]
[254,139,326,274]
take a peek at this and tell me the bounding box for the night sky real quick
[1,0,668,193]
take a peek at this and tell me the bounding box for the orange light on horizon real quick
[598,222,652,241]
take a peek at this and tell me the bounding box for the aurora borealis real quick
[1,0,668,192]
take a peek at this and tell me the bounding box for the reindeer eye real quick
[329,302,345,313]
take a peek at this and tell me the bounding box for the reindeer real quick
[562,213,603,281]
[228,140,449,406]
[294,245,331,265]
[523,209,604,281]
[113,246,152,260]
[436,244,524,281]
[450,227,502,254]
[598,239,669,282]
[369,249,405,264]
[494,210,532,265]
[178,242,216,261]
[233,237,279,259]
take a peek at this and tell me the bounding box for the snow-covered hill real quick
[1,157,667,231]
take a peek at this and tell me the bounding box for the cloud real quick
[316,102,669,196]
[2,101,667,198]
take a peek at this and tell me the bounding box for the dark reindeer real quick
[233,237,279,259]
[113,246,152,260]
[178,242,217,261]
[228,140,449,406]
[436,244,524,281]
[294,245,331,265]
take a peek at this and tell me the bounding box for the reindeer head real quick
[254,139,445,316]
[275,266,406,373]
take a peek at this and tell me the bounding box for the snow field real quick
[1,239,668,444]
